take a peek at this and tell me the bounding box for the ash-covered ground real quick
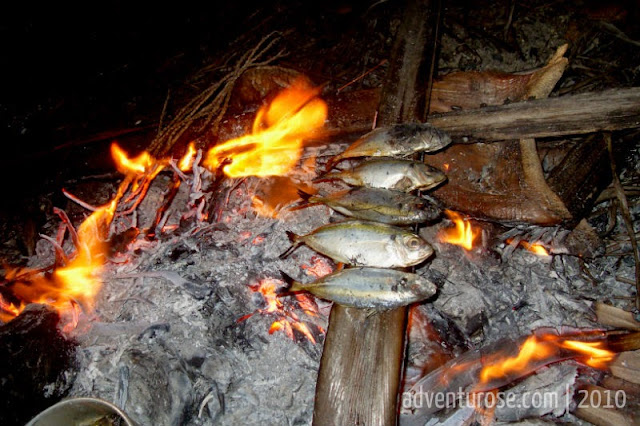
[44,141,637,426]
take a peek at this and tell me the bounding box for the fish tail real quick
[296,189,316,204]
[279,231,301,259]
[324,155,342,172]
[278,270,302,292]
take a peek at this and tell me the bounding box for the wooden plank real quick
[313,0,437,424]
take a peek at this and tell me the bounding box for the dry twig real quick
[149,32,287,157]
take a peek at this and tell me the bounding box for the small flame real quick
[477,333,617,388]
[507,239,551,257]
[203,78,327,178]
[561,340,615,369]
[111,143,155,175]
[443,163,450,171]
[0,295,24,323]
[520,241,550,256]
[178,142,197,172]
[438,210,480,250]
[479,336,555,384]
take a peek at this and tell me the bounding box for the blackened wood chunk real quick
[0,304,77,425]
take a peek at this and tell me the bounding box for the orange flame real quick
[561,340,615,369]
[479,336,555,384]
[203,79,327,178]
[111,143,155,175]
[248,277,321,344]
[439,210,480,250]
[521,241,550,256]
[478,333,616,388]
[178,142,197,172]
[0,295,24,323]
[5,199,116,329]
[254,278,282,313]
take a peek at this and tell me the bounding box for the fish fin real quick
[279,231,301,259]
[312,171,340,183]
[278,270,302,293]
[364,307,382,318]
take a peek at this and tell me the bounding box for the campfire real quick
[2,1,640,425]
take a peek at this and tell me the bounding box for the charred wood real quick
[0,304,76,425]
[548,135,612,227]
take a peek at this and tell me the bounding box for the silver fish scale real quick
[297,267,437,309]
[299,220,433,268]
[322,158,446,192]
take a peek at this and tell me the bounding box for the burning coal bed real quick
[2,83,638,426]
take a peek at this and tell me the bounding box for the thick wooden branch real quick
[428,87,640,142]
[324,87,640,142]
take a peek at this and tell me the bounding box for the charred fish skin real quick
[282,220,433,268]
[281,267,437,309]
[302,187,441,225]
[327,123,451,168]
[318,158,446,192]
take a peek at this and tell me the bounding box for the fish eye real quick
[407,237,421,249]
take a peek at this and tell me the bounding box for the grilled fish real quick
[327,123,451,169]
[280,220,433,267]
[299,187,441,225]
[280,268,437,309]
[317,158,446,192]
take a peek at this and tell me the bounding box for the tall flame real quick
[438,210,480,250]
[203,79,327,178]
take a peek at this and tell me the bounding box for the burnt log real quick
[323,87,640,142]
[430,87,640,142]
[313,0,438,424]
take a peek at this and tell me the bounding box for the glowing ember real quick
[111,142,155,175]
[247,277,323,344]
[292,321,316,344]
[178,142,197,172]
[203,78,327,178]
[253,278,282,313]
[438,210,480,250]
[301,256,334,278]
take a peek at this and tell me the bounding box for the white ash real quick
[31,160,632,426]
